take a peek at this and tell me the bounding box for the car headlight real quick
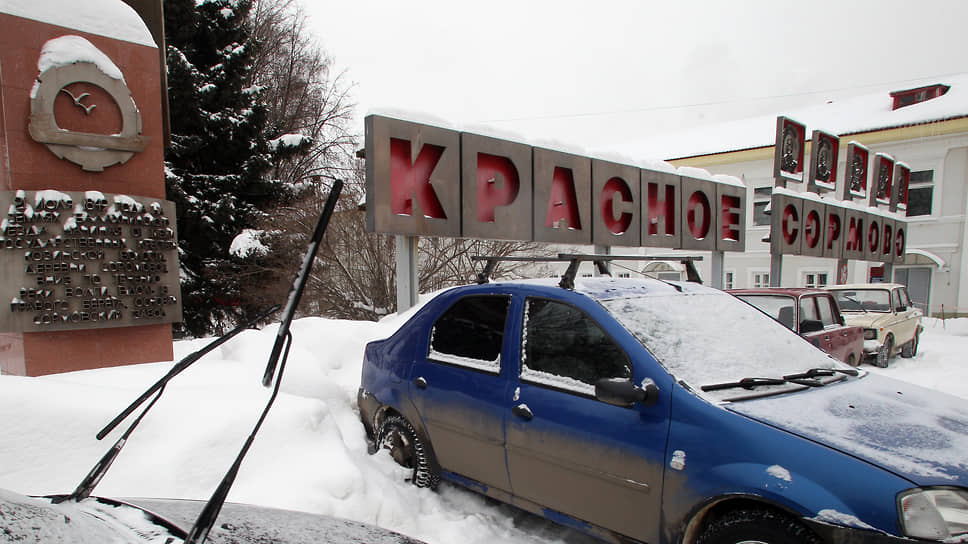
[863,328,877,340]
[899,487,968,540]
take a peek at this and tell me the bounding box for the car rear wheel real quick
[697,508,821,544]
[846,353,857,367]
[883,335,895,362]
[901,332,919,358]
[377,415,440,489]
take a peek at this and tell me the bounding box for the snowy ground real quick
[1,314,966,544]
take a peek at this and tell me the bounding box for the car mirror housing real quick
[596,378,658,408]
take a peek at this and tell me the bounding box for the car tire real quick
[901,332,919,358]
[846,353,857,367]
[697,508,821,544]
[377,414,440,489]
[883,335,895,361]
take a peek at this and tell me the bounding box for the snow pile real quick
[0,0,155,47]
[0,312,966,544]
[230,229,270,258]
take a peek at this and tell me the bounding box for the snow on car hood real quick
[842,312,894,329]
[728,373,968,486]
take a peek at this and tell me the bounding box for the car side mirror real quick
[596,378,659,408]
[839,315,846,326]
[800,319,824,334]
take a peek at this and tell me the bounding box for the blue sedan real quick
[358,277,968,544]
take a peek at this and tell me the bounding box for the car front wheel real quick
[377,414,440,489]
[697,508,821,544]
[901,331,919,358]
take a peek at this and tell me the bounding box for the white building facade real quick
[663,80,968,317]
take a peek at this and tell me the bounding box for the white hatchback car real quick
[826,283,923,367]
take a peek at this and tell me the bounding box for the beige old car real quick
[826,283,924,367]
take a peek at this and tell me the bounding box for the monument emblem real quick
[28,36,149,172]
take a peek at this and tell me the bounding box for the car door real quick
[812,294,852,363]
[504,296,669,543]
[408,293,513,492]
[891,287,920,344]
[797,295,831,353]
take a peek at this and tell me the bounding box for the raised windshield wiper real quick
[183,178,343,544]
[53,304,281,504]
[701,377,786,392]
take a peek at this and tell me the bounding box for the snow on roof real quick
[0,0,155,47]
[617,74,968,161]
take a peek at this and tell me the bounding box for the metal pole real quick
[395,235,419,312]
[710,251,725,289]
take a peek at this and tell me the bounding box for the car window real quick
[428,295,510,373]
[815,296,836,327]
[891,289,903,311]
[521,297,631,395]
[900,288,913,309]
[831,289,891,312]
[799,296,819,325]
[735,294,796,330]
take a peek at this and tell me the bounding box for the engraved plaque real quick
[1,190,182,332]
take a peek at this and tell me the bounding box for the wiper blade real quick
[783,367,859,381]
[701,377,786,392]
[56,305,279,504]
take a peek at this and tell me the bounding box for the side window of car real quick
[521,297,631,395]
[891,289,903,312]
[815,296,836,327]
[429,295,511,373]
[799,296,819,325]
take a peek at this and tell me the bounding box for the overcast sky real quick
[304,0,968,157]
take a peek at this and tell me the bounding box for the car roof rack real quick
[471,254,704,290]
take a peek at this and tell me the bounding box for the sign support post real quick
[396,235,419,311]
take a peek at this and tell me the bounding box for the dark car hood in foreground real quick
[124,498,425,544]
[728,373,968,487]
[0,488,423,544]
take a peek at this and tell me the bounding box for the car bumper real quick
[804,518,924,544]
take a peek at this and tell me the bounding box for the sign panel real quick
[808,130,839,192]
[893,162,910,211]
[364,116,461,237]
[365,115,747,252]
[844,142,870,200]
[770,193,803,256]
[821,204,846,259]
[592,160,640,247]
[533,148,592,244]
[641,170,681,249]
[800,198,826,257]
[773,116,806,183]
[0,190,182,332]
[872,153,895,206]
[716,181,745,253]
[461,132,533,241]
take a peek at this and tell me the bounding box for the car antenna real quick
[183,178,343,544]
[52,304,281,504]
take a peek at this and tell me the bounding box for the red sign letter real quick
[477,153,520,223]
[686,190,711,240]
[389,138,446,218]
[648,183,677,236]
[720,195,741,242]
[600,177,632,235]
[804,209,821,249]
[545,167,582,230]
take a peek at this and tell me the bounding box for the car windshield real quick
[600,291,848,400]
[733,294,796,330]
[830,289,891,312]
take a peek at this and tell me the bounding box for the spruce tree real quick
[164,0,306,336]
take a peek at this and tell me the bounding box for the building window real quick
[803,272,829,288]
[906,170,934,217]
[618,272,631,278]
[752,272,770,288]
[753,187,772,226]
[725,271,734,289]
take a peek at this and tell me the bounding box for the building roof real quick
[618,74,968,161]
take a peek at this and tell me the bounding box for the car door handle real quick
[413,377,428,389]
[512,404,533,421]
